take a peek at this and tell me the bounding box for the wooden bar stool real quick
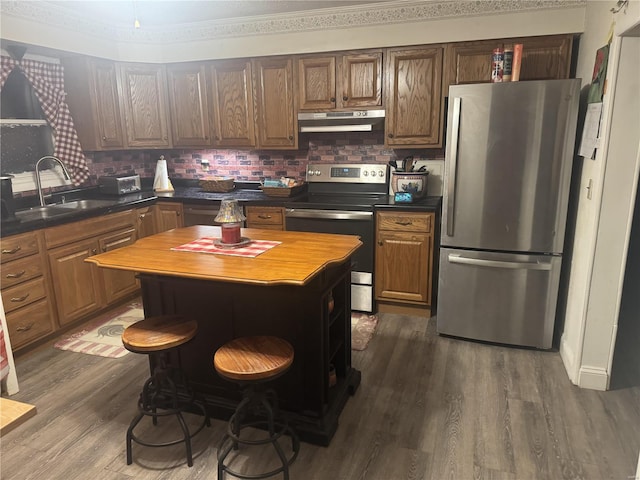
[214,336,300,480]
[122,315,210,467]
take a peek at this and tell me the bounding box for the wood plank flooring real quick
[1,312,639,479]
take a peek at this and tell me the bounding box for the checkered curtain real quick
[1,56,90,185]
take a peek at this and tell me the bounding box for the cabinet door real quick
[119,63,172,148]
[385,46,444,148]
[155,202,184,232]
[166,62,212,147]
[297,56,336,110]
[340,51,382,108]
[63,57,126,150]
[99,228,138,304]
[48,238,102,325]
[254,57,297,149]
[136,206,157,239]
[90,60,126,149]
[444,35,573,92]
[375,231,431,304]
[210,59,256,148]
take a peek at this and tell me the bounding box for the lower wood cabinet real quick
[45,210,139,327]
[375,211,435,306]
[245,206,285,230]
[135,205,157,238]
[1,230,57,350]
[155,202,184,232]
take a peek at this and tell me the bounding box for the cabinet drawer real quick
[1,254,43,289]
[2,277,47,313]
[377,212,432,233]
[6,298,55,349]
[246,207,284,227]
[1,231,40,263]
[45,210,135,248]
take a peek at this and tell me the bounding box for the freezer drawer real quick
[436,248,562,349]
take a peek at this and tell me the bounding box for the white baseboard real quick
[559,333,578,384]
[577,366,609,391]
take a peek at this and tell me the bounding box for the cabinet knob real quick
[102,136,107,141]
[288,135,294,141]
[330,97,336,102]
[343,95,348,101]
[92,248,98,254]
[387,133,394,138]
[378,241,383,246]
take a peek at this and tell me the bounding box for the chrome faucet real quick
[35,156,72,206]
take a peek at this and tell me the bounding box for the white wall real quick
[0,4,585,61]
[561,0,640,389]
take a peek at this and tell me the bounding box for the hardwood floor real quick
[2,312,639,479]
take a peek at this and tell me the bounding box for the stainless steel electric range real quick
[284,163,389,312]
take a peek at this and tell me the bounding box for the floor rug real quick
[54,302,145,358]
[351,312,379,351]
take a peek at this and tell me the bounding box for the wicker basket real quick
[260,182,307,198]
[199,177,235,193]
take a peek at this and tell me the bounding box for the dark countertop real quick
[1,178,441,238]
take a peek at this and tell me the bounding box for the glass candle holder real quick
[215,198,246,244]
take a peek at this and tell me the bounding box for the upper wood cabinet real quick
[118,63,172,148]
[209,59,256,148]
[297,50,383,110]
[443,34,574,93]
[385,45,444,148]
[63,57,126,150]
[253,56,298,149]
[166,62,212,147]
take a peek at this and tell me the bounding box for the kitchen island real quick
[86,225,362,445]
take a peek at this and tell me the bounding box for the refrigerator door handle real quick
[446,97,461,237]
[448,253,552,271]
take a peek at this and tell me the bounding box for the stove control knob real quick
[378,170,385,177]
[363,171,369,176]
[370,170,377,177]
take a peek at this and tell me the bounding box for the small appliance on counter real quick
[1,175,19,223]
[98,174,141,195]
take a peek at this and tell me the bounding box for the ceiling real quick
[45,1,391,27]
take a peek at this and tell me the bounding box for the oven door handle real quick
[285,208,373,221]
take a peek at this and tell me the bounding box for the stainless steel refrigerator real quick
[437,79,581,349]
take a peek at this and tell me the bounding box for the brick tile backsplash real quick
[84,132,444,183]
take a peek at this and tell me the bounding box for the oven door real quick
[285,208,374,312]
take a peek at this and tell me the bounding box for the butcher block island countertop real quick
[86,225,362,286]
[86,225,363,446]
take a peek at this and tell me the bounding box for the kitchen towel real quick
[171,237,281,258]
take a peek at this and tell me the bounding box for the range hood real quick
[298,110,385,133]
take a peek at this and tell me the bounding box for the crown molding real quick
[1,0,586,45]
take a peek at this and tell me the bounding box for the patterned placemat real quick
[171,237,281,257]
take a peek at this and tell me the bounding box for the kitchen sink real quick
[55,199,117,209]
[15,199,117,222]
[15,205,78,221]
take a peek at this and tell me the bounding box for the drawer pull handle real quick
[2,246,21,255]
[395,221,412,226]
[258,215,272,219]
[16,323,34,332]
[6,270,26,279]
[11,293,30,303]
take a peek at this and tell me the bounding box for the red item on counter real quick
[512,44,523,81]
